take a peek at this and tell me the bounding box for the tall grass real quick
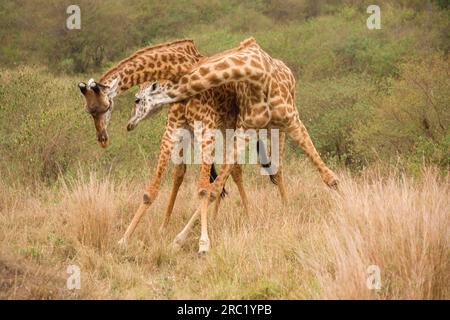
[1,163,448,299]
[298,167,449,299]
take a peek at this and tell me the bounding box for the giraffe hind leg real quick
[257,139,278,185]
[210,163,228,198]
[287,119,338,188]
[159,163,186,233]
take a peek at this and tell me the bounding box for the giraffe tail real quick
[210,164,228,198]
[256,139,278,185]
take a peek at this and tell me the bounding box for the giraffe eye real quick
[151,82,158,91]
[135,98,141,104]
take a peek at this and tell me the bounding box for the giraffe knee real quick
[143,188,158,204]
[198,188,208,199]
[143,193,152,204]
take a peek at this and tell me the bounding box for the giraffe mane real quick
[99,39,199,83]
[239,37,257,48]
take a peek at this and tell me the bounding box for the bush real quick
[353,54,450,170]
[0,67,168,185]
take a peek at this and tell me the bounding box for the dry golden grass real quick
[0,162,448,299]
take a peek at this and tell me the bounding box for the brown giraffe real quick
[77,40,286,246]
[131,80,287,250]
[78,39,203,148]
[132,38,338,254]
[119,80,287,246]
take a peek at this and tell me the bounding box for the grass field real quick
[0,1,449,300]
[1,162,448,299]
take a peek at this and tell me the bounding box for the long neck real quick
[100,40,204,95]
[164,50,266,103]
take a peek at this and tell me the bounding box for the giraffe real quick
[77,40,286,246]
[128,80,287,250]
[130,37,339,254]
[78,39,203,149]
[119,80,287,246]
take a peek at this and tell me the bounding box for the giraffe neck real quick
[99,39,204,96]
[140,38,269,108]
[163,54,266,103]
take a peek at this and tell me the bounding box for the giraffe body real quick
[76,39,286,247]
[119,81,287,245]
[136,38,338,187]
[135,38,338,254]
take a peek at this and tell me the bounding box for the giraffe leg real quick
[198,197,210,255]
[159,163,186,233]
[172,207,200,251]
[230,165,249,216]
[259,131,288,203]
[212,194,222,216]
[208,125,250,201]
[274,168,288,204]
[118,182,160,246]
[211,165,249,217]
[118,126,175,246]
[171,167,225,249]
[195,147,215,254]
[194,114,218,254]
[198,140,250,255]
[174,128,252,253]
[287,119,338,188]
[274,132,287,204]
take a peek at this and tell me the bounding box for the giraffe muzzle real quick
[97,130,109,148]
[126,121,137,132]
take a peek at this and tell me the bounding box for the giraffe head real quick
[78,78,120,148]
[126,81,170,131]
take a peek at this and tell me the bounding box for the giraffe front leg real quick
[209,130,250,214]
[274,168,288,204]
[209,164,236,216]
[198,197,210,255]
[172,207,200,251]
[118,128,174,246]
[195,121,217,255]
[275,132,288,204]
[118,181,160,246]
[159,163,186,233]
[230,165,249,216]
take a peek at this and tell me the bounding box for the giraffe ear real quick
[150,82,159,92]
[106,77,120,99]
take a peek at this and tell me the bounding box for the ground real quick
[1,161,448,299]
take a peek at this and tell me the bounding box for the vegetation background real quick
[0,0,448,299]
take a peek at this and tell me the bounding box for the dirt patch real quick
[0,257,72,299]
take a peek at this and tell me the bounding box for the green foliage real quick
[0,67,168,185]
[0,1,449,186]
[296,74,376,167]
[353,55,450,169]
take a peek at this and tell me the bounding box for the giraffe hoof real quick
[323,171,339,190]
[198,239,210,255]
[172,234,186,251]
[328,179,339,190]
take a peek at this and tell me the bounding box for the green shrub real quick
[353,55,450,169]
[0,67,167,185]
